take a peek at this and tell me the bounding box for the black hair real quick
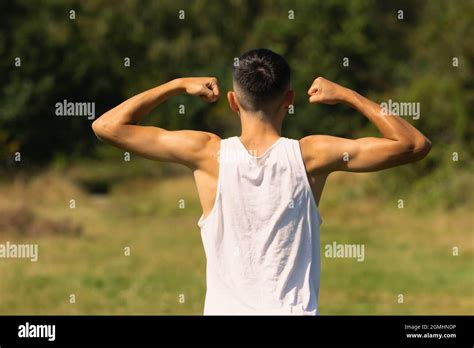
[232,48,291,111]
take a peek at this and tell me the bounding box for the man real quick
[92,48,431,315]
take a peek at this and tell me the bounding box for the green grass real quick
[0,169,472,315]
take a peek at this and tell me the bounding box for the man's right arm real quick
[300,77,432,174]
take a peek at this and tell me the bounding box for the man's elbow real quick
[92,118,105,141]
[92,117,116,143]
[393,136,431,165]
[411,136,432,161]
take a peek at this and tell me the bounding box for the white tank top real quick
[198,136,322,315]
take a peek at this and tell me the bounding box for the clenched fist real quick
[307,77,349,105]
[179,77,220,102]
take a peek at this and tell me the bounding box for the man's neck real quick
[239,111,282,144]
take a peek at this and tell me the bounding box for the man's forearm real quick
[95,79,184,129]
[343,88,429,146]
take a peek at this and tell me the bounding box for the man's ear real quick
[284,89,295,109]
[227,91,240,113]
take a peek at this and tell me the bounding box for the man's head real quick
[228,48,293,118]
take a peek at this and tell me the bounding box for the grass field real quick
[0,164,472,315]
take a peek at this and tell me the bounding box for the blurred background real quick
[0,0,472,314]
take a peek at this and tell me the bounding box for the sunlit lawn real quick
[0,168,472,315]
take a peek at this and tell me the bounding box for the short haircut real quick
[232,48,291,112]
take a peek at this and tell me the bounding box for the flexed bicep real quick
[94,124,219,169]
[300,135,431,173]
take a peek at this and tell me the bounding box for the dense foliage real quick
[1,0,472,174]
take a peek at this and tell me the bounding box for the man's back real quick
[199,136,321,314]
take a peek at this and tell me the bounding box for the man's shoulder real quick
[299,134,336,152]
[298,135,338,174]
